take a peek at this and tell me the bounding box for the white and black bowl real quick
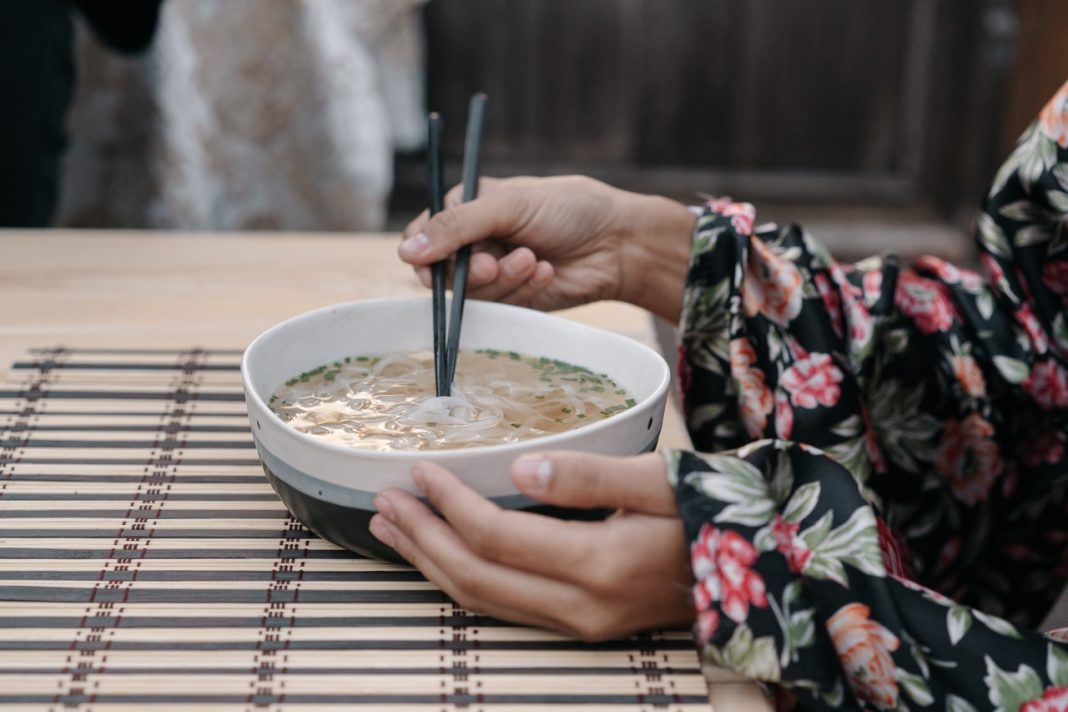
[241,298,671,561]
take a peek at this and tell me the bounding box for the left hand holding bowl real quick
[369,452,695,642]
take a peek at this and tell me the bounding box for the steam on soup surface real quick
[270,349,637,451]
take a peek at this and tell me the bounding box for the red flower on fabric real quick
[770,515,811,573]
[729,338,774,437]
[1037,78,1068,147]
[1016,302,1049,354]
[1044,260,1068,298]
[915,255,984,292]
[937,537,962,570]
[690,524,768,633]
[934,413,1004,506]
[982,253,1008,289]
[863,270,883,306]
[748,238,804,326]
[951,354,986,398]
[876,518,909,578]
[827,603,901,710]
[1024,358,1068,410]
[781,353,843,409]
[1022,425,1067,466]
[774,390,793,439]
[707,197,756,236]
[814,272,843,337]
[895,270,954,335]
[1048,629,1068,643]
[676,343,692,410]
[1020,687,1068,712]
[827,263,876,346]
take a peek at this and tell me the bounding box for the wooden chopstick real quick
[445,93,487,385]
[426,113,448,397]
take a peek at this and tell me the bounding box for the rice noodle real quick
[269,349,637,451]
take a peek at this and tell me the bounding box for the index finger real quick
[398,189,521,267]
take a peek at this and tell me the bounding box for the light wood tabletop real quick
[0,229,772,710]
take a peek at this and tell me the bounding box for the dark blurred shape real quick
[0,0,162,228]
[75,0,164,55]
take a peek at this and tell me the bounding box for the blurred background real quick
[6,0,1068,263]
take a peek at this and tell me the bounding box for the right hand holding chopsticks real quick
[399,175,697,321]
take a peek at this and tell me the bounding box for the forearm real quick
[615,192,696,323]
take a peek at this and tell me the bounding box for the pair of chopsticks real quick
[428,93,487,398]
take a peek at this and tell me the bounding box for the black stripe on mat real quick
[12,362,241,371]
[27,348,244,355]
[0,390,244,401]
[0,439,253,449]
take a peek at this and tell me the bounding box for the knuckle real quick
[465,511,507,560]
[556,455,604,504]
[569,606,616,643]
[452,566,485,601]
[432,207,460,233]
[583,556,623,594]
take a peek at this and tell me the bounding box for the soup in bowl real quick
[241,298,671,560]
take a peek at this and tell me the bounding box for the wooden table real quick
[0,230,771,710]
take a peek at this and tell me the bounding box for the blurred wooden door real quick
[401,0,1014,221]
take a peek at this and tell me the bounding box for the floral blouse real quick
[669,79,1068,709]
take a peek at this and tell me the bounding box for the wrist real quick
[614,192,696,323]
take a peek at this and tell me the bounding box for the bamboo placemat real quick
[0,347,711,711]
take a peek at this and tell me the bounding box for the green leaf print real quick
[978,213,1012,259]
[1048,643,1068,687]
[866,380,938,473]
[782,482,820,523]
[992,355,1030,384]
[802,506,884,586]
[1000,200,1038,222]
[1014,224,1052,247]
[1055,163,1068,191]
[707,624,782,682]
[947,606,972,646]
[896,669,935,706]
[767,451,794,506]
[990,122,1059,196]
[686,453,777,527]
[983,656,1044,711]
[1047,189,1068,214]
[946,694,980,712]
[681,276,731,376]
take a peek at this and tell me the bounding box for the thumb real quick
[510,451,677,516]
[398,185,517,266]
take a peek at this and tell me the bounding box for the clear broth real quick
[270,349,637,451]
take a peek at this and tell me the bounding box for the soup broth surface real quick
[270,349,637,451]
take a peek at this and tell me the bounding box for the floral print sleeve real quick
[669,79,1068,709]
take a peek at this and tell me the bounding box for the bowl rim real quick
[241,297,671,462]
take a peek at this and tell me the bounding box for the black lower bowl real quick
[264,466,613,562]
[258,431,659,563]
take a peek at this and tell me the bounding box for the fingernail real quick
[374,493,396,522]
[411,465,428,493]
[369,515,396,547]
[513,455,553,491]
[399,232,430,259]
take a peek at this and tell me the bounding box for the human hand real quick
[399,176,696,322]
[368,451,695,642]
